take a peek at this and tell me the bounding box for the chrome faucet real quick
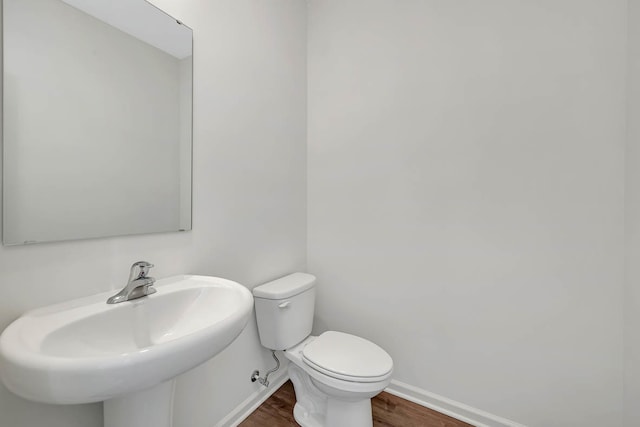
[107,261,156,304]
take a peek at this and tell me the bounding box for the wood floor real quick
[239,381,473,427]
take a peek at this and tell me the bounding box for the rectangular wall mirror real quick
[2,0,193,245]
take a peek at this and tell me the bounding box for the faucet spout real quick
[107,261,156,304]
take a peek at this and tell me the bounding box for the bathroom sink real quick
[0,275,253,405]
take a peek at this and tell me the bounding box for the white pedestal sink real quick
[0,275,253,427]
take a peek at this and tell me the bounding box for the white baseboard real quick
[213,369,290,427]
[385,380,527,427]
[214,372,526,427]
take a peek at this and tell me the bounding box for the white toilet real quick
[253,272,393,427]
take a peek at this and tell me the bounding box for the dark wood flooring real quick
[239,381,473,427]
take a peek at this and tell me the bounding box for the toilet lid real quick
[302,331,393,381]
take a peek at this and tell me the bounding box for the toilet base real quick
[288,363,376,427]
[291,391,374,427]
[325,397,372,427]
[293,402,324,427]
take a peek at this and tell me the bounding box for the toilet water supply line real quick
[251,350,280,387]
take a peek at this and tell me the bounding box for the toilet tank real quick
[253,273,316,350]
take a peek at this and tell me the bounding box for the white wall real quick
[3,0,183,244]
[625,1,640,426]
[0,0,307,426]
[307,1,627,426]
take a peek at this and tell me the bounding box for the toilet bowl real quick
[285,333,392,427]
[252,273,393,427]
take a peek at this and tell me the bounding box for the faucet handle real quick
[130,261,154,280]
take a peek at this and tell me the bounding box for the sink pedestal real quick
[104,380,175,427]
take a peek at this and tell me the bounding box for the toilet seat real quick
[302,331,393,383]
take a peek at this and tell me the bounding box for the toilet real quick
[253,272,393,427]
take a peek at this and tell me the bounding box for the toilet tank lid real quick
[253,272,316,299]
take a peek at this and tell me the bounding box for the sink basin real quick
[0,275,253,406]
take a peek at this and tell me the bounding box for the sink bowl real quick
[0,275,253,405]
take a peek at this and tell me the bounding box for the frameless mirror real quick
[2,0,192,245]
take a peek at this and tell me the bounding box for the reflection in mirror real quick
[2,0,192,245]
